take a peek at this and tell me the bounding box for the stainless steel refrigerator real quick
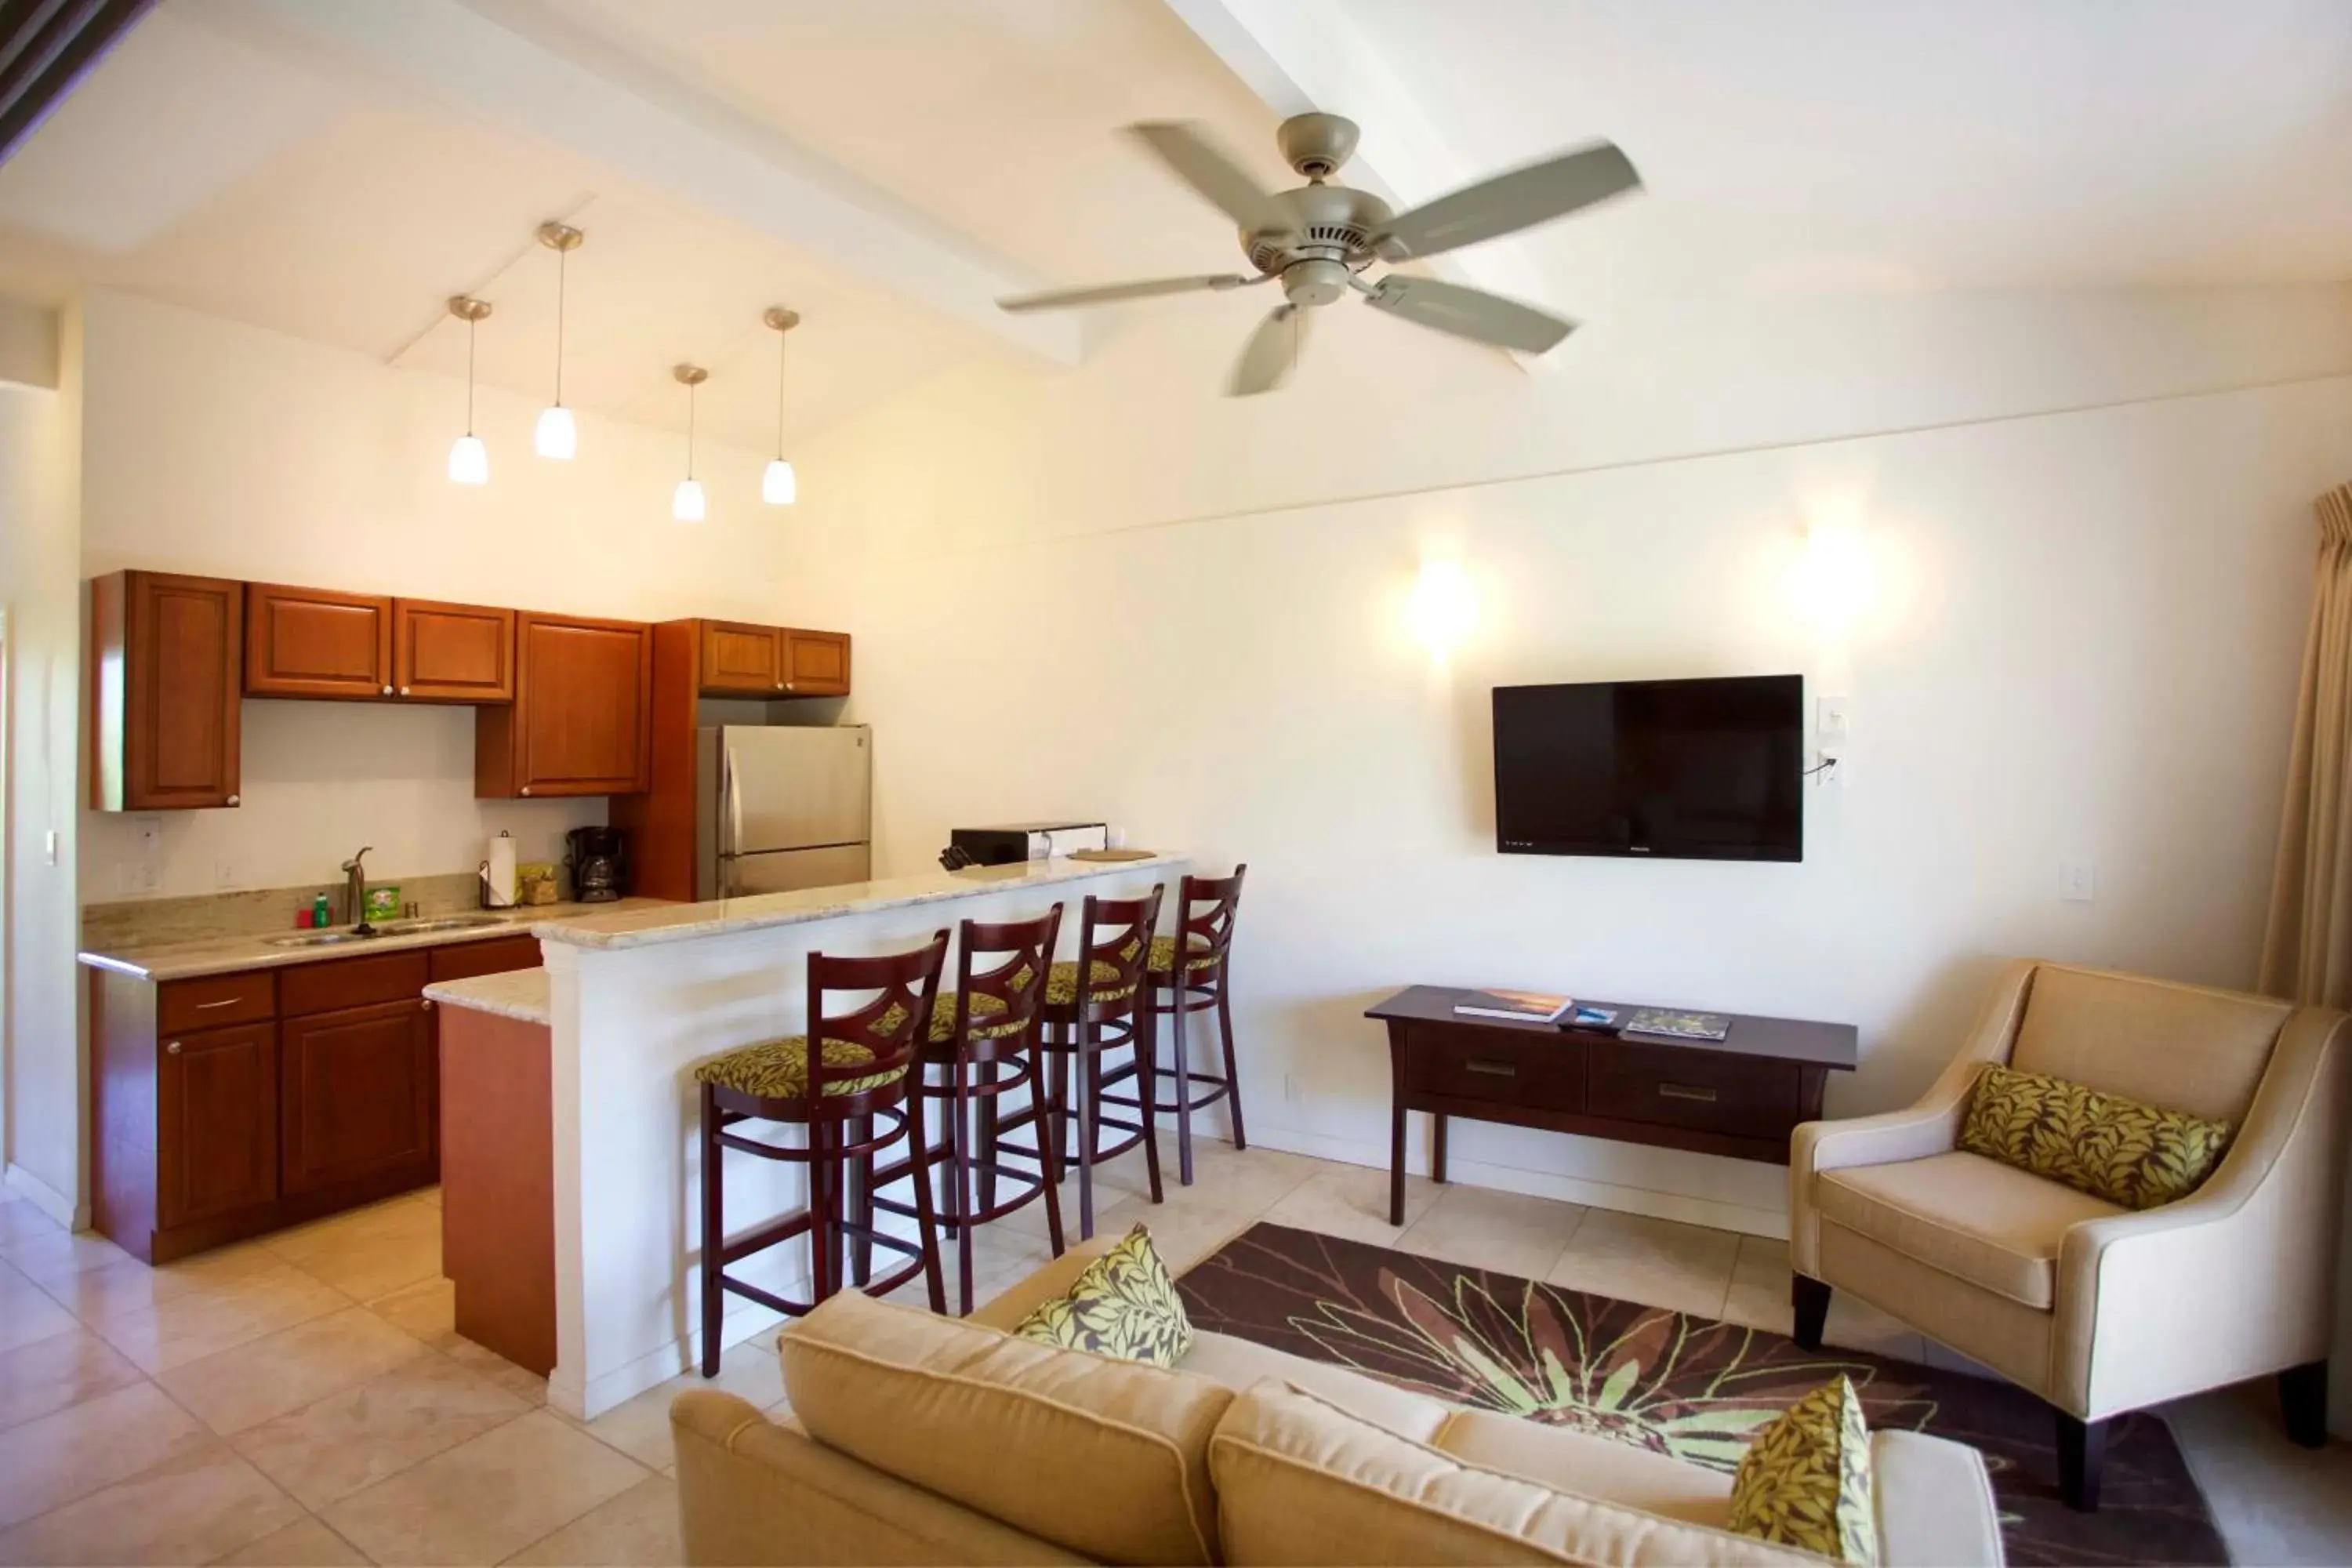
[696,725,873,898]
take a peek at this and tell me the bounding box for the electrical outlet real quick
[2060,861,2096,902]
[213,859,241,890]
[129,860,160,894]
[43,829,58,866]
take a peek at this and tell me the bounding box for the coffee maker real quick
[565,826,629,903]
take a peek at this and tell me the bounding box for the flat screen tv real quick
[1493,674,1803,862]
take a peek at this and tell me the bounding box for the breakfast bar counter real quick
[488,852,1185,1417]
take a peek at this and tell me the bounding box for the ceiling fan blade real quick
[1364,275,1574,354]
[1127,121,1294,237]
[1229,303,1308,397]
[998,274,1250,312]
[1378,140,1639,260]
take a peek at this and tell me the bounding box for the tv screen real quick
[1493,675,1803,862]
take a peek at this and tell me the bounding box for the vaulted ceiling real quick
[2,0,2347,446]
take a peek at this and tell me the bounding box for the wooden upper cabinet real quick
[699,620,784,695]
[782,629,851,696]
[394,599,514,702]
[245,584,393,699]
[475,612,653,797]
[92,570,244,811]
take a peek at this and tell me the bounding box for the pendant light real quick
[760,306,799,505]
[672,364,708,522]
[533,222,583,459]
[446,296,492,485]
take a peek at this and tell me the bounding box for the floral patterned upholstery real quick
[1147,935,1221,977]
[927,987,1029,1044]
[695,1034,906,1101]
[1046,958,1139,1006]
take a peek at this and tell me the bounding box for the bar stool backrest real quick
[1076,886,1164,1018]
[1171,862,1247,978]
[953,905,1064,1062]
[804,930,951,1105]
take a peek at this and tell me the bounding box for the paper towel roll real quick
[486,833,518,908]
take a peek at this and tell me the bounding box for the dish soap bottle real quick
[312,892,332,928]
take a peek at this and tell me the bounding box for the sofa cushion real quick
[2010,963,2285,1126]
[1014,1223,1192,1366]
[1437,1410,1737,1529]
[1727,1376,1876,1565]
[1959,1062,2233,1210]
[1207,1379,1824,1566]
[1816,1149,2122,1308]
[779,1289,1229,1565]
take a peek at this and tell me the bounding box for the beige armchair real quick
[1790,959,2349,1512]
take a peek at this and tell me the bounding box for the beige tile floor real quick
[0,1141,2346,1563]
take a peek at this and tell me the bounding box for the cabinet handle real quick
[784,681,797,692]
[1464,1059,1516,1078]
[225,794,240,806]
[419,999,435,1012]
[194,997,244,1011]
[165,1041,182,1054]
[1657,1083,1718,1103]
[381,684,393,696]
[521,787,532,797]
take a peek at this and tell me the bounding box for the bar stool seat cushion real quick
[1046,957,1139,1007]
[927,988,1030,1044]
[695,1034,906,1100]
[1147,935,1221,977]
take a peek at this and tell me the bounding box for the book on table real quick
[1453,988,1573,1023]
[1624,1007,1733,1041]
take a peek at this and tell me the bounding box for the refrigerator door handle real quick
[720,750,742,897]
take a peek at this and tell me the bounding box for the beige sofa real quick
[673,1242,2004,1566]
[1790,959,2350,1512]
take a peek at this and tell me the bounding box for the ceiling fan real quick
[998,112,1641,396]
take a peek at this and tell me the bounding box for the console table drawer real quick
[1408,1027,1584,1110]
[1586,1041,1801,1138]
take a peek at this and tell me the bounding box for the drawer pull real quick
[1657,1083,1718,1104]
[194,997,245,1011]
[1464,1060,1517,1078]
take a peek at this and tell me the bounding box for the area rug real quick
[1177,1223,2226,1567]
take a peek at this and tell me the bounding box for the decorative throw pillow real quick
[1013,1224,1192,1367]
[1959,1062,2232,1210]
[1727,1375,1876,1566]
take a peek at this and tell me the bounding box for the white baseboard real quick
[4,1163,82,1229]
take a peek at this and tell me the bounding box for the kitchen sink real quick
[264,930,378,948]
[376,914,508,935]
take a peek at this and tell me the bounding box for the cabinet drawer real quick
[430,934,542,982]
[158,971,276,1034]
[1586,1040,1802,1138]
[1407,1025,1584,1110]
[279,950,431,1017]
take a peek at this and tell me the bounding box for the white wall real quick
[74,290,797,901]
[0,301,83,1220]
[790,283,2352,1230]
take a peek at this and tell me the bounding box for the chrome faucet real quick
[343,846,376,935]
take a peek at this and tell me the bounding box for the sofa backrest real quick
[2009,963,2289,1126]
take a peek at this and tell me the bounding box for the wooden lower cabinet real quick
[281,998,436,1196]
[159,1022,281,1229]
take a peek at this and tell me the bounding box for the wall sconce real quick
[1408,558,1479,656]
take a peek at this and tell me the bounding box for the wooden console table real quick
[1367,986,1859,1225]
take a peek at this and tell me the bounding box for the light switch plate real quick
[2060,861,2096,902]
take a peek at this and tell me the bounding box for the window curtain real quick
[2260,483,2352,1005]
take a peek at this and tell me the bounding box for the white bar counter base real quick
[528,853,1187,1418]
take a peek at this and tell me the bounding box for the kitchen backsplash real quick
[79,869,526,950]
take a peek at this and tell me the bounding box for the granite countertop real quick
[78,897,676,982]
[423,967,550,1025]
[535,853,1189,953]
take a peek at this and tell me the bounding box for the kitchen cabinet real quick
[782,629,852,696]
[281,997,437,1197]
[394,598,515,702]
[699,620,783,695]
[244,583,392,699]
[90,570,244,811]
[476,612,653,797]
[158,1022,280,1229]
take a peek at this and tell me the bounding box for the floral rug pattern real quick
[1177,1223,2227,1567]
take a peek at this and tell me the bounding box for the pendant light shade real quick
[534,222,583,459]
[761,306,799,506]
[446,296,492,485]
[673,363,708,524]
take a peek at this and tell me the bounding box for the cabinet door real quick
[244,584,394,699]
[281,997,436,1196]
[158,1022,279,1228]
[699,620,783,695]
[479,614,652,797]
[395,599,515,702]
[93,571,244,811]
[781,629,851,696]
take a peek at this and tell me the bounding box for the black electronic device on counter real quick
[943,820,1109,868]
[565,826,629,902]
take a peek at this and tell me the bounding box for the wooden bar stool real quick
[1036,887,1166,1239]
[866,906,1066,1316]
[692,931,950,1374]
[1141,864,1249,1185]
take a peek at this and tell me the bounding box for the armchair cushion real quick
[1817,1150,2123,1308]
[2009,964,2286,1125]
[1958,1063,2233,1210]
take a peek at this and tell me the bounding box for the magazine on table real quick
[1623,1007,1733,1041]
[1453,988,1572,1023]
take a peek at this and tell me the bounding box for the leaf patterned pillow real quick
[1959,1062,2231,1210]
[1727,1375,1876,1566]
[1013,1224,1192,1367]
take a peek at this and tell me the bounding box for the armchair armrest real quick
[2051,1006,2351,1418]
